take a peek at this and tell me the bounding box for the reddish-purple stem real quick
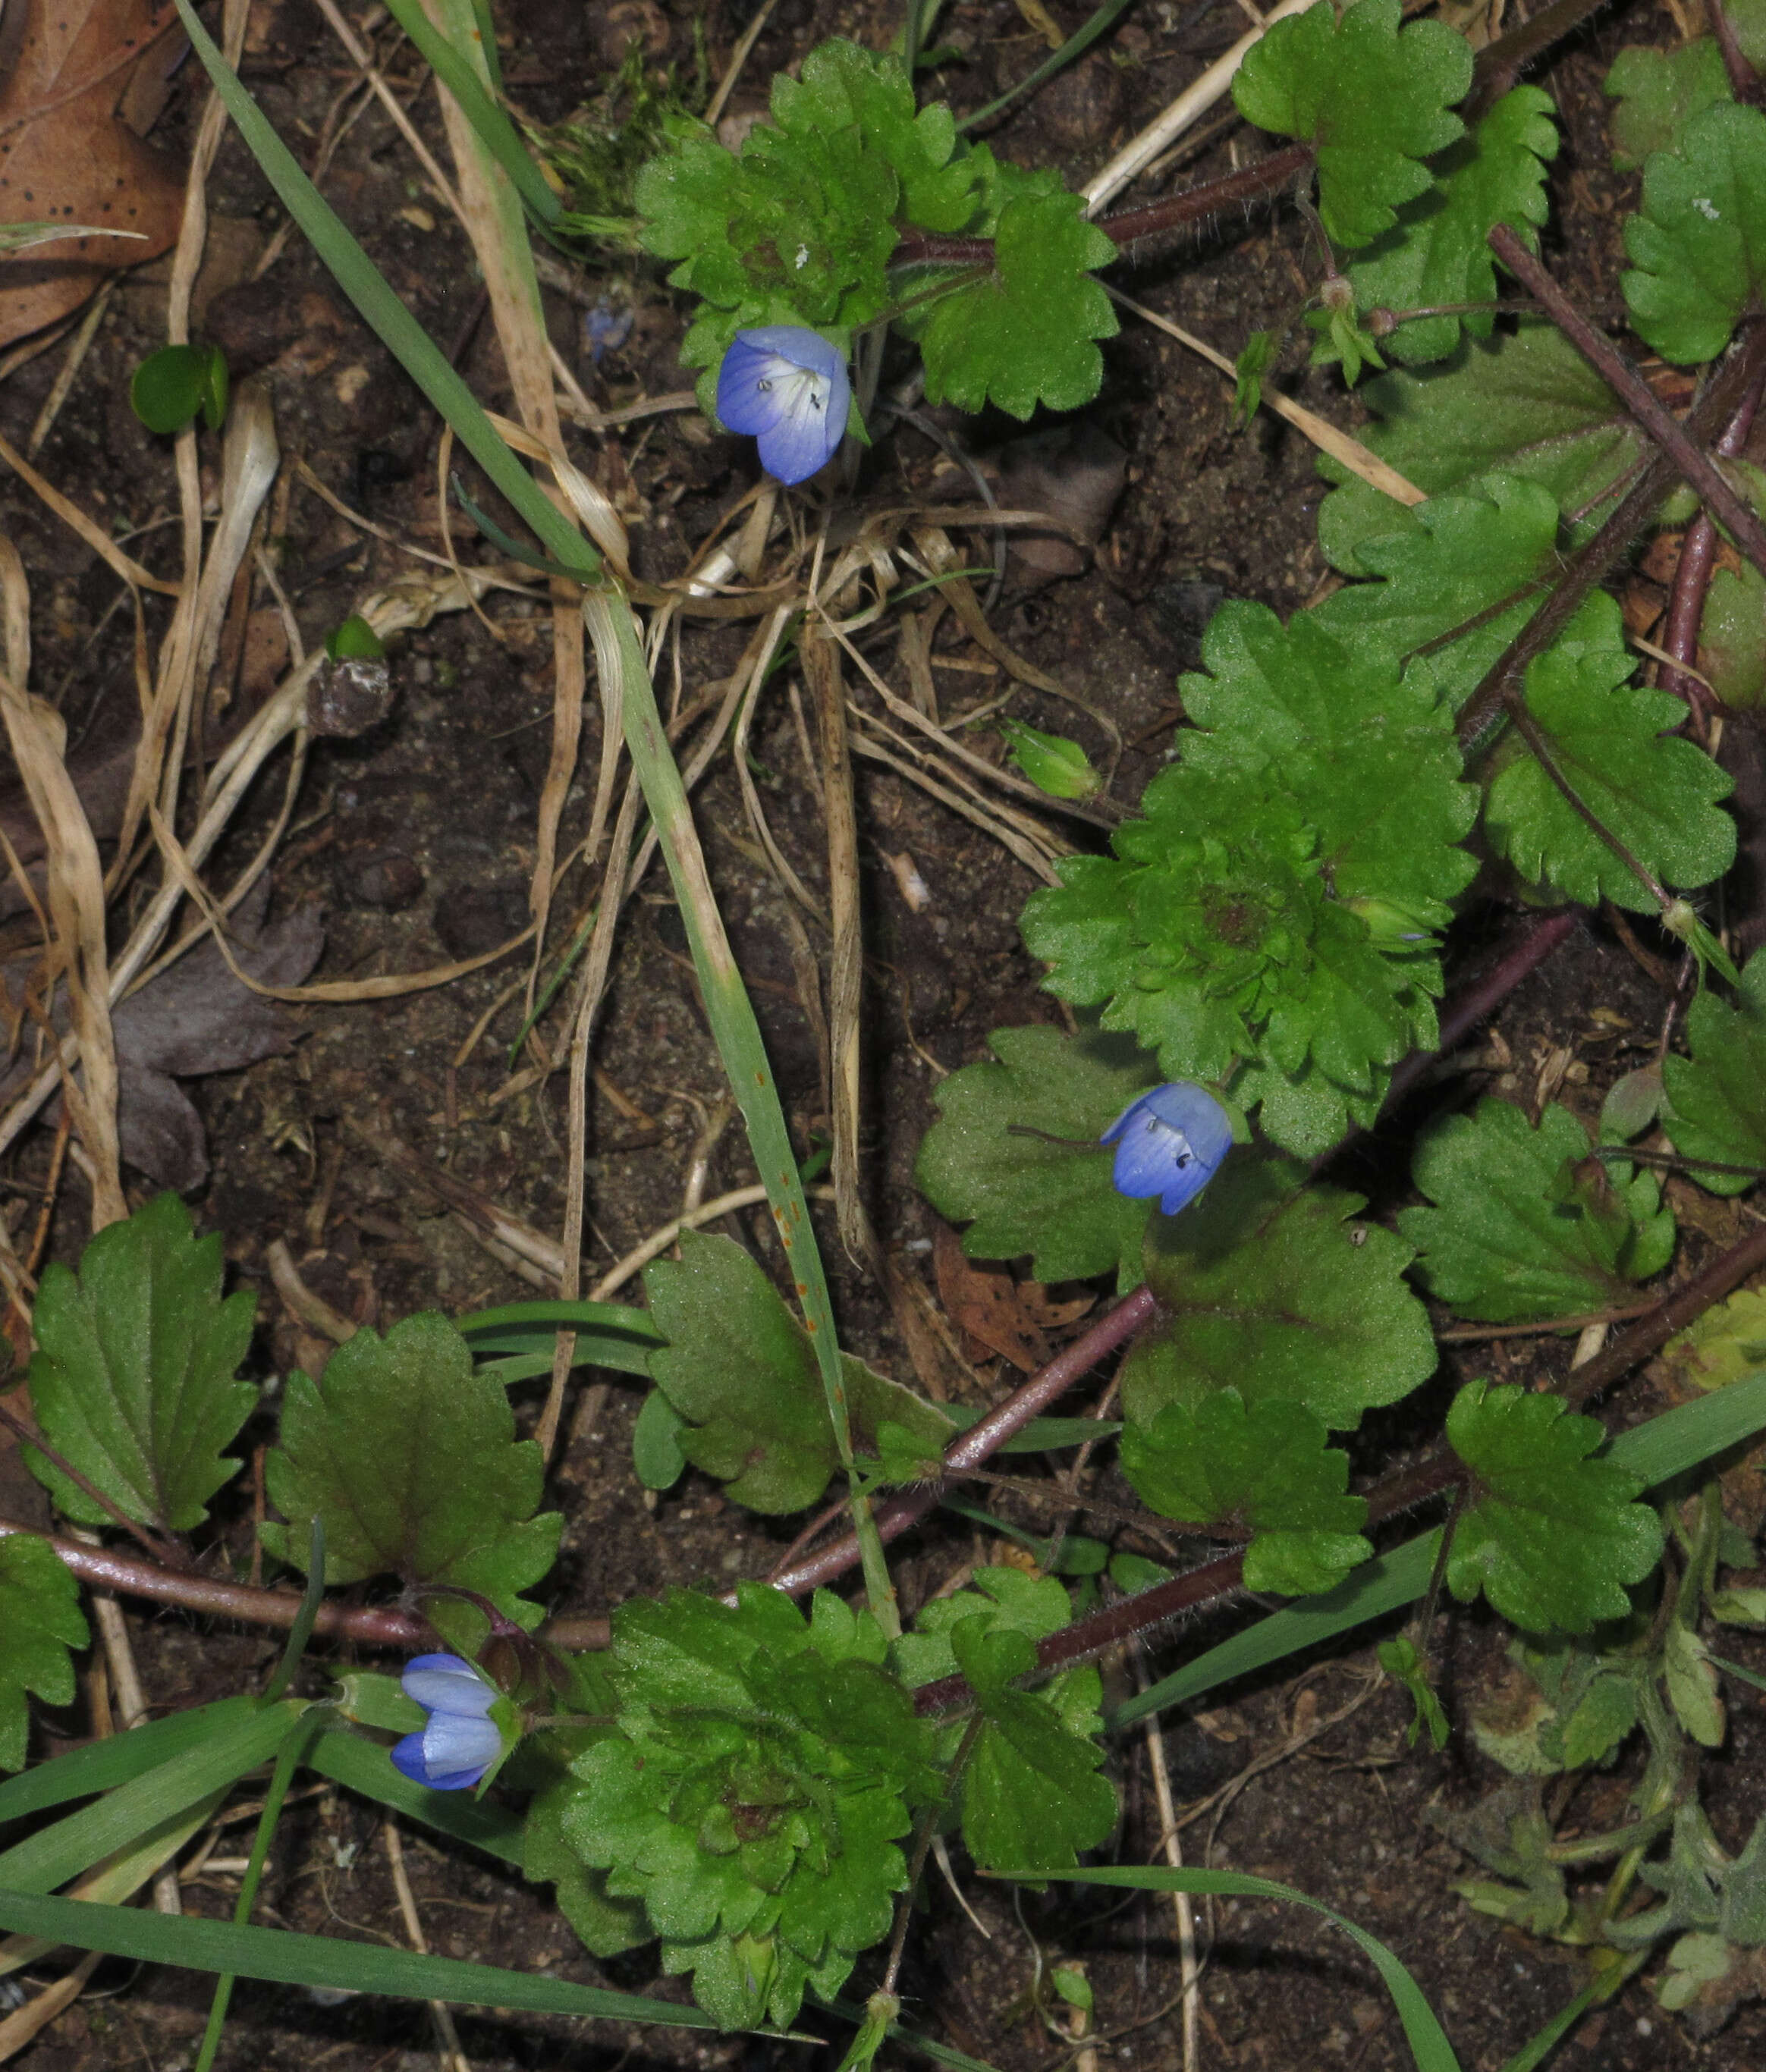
[765,1285,1159,1599]
[1658,361,1766,732]
[0,1518,463,1647]
[1456,322,1766,749]
[1378,909,1582,1116]
[1489,228,1766,585]
[1707,0,1759,101]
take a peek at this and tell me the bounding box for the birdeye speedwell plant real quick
[7,1,1766,2068]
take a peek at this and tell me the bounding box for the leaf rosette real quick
[1022,607,1477,1154]
[558,1585,944,2029]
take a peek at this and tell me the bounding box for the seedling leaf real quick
[1309,472,1620,712]
[1318,323,1640,573]
[1398,1097,1675,1322]
[1122,1392,1370,1595]
[1022,606,1476,1153]
[1445,1380,1664,1632]
[0,1535,88,1772]
[1233,0,1472,248]
[1348,88,1558,367]
[1624,102,1766,366]
[919,179,1117,417]
[948,1618,1116,1876]
[1605,40,1733,171]
[1121,1152,1436,1433]
[259,1311,562,1636]
[24,1192,256,1530]
[646,1230,953,1512]
[1661,948,1766,1195]
[561,1584,942,2028]
[913,1025,1160,1286]
[1481,607,1736,910]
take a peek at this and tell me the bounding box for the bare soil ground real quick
[5,2,1766,2070]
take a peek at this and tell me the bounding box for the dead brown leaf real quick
[0,0,186,347]
[932,1219,1053,1375]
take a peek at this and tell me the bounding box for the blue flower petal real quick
[1101,1082,1233,1217]
[715,325,850,485]
[424,1708,503,1776]
[402,1661,495,1718]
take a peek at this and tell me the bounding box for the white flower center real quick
[756,359,828,417]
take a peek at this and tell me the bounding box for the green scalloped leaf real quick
[1661,947,1766,1195]
[947,1616,1116,1876]
[645,1231,954,1513]
[919,177,1117,417]
[1624,101,1766,365]
[1121,1391,1369,1595]
[563,1583,941,2029]
[1605,39,1733,172]
[24,1192,256,1531]
[1309,472,1623,712]
[0,1535,89,1772]
[1021,604,1477,1155]
[1347,88,1558,367]
[912,1025,1158,1286]
[1445,1380,1665,1633]
[1481,600,1736,911]
[1699,561,1766,711]
[1121,1151,1436,1433]
[259,1311,561,1638]
[1317,323,1641,574]
[1398,1097,1676,1323]
[1233,0,1472,248]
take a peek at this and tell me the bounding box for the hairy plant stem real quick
[1463,0,1620,121]
[0,1398,187,1571]
[17,1207,1766,1677]
[1456,319,1766,750]
[1490,227,1766,584]
[891,143,1314,271]
[765,1284,1160,1600]
[1658,359,1766,731]
[1706,0,1759,101]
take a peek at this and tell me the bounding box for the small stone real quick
[344,849,424,912]
[1039,54,1127,155]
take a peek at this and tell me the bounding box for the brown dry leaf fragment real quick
[932,1218,1053,1375]
[0,0,186,349]
[109,883,323,1189]
[1017,1278,1097,1335]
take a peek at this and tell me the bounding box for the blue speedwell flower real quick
[716,326,850,484]
[1101,1082,1233,1217]
[390,1653,504,1791]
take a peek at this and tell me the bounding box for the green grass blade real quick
[1604,1365,1766,1480]
[1711,1653,1766,1694]
[1497,1971,1614,2072]
[1108,1534,1440,1729]
[0,1888,719,2025]
[0,1701,303,1895]
[0,1695,264,1827]
[304,1727,526,1864]
[168,0,595,583]
[457,1299,663,1380]
[1005,1866,1460,2072]
[0,1793,225,1978]
[957,0,1140,130]
[376,0,559,225]
[195,1712,325,2072]
[584,596,898,1624]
